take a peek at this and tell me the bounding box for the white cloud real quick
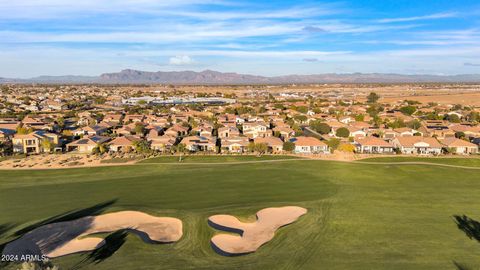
[169,55,195,65]
[378,12,457,23]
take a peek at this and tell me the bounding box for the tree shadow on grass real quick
[452,214,480,270]
[13,199,117,237]
[71,229,129,270]
[453,261,473,270]
[0,199,117,268]
[454,215,480,242]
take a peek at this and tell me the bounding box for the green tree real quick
[354,114,365,121]
[387,118,406,129]
[309,120,331,134]
[295,106,308,114]
[407,119,422,130]
[455,131,466,139]
[467,111,479,123]
[16,126,33,135]
[367,92,380,103]
[294,115,307,122]
[56,117,65,130]
[366,104,383,117]
[254,143,269,154]
[400,106,416,116]
[247,142,256,153]
[404,100,421,105]
[41,139,54,153]
[92,143,109,155]
[176,143,186,153]
[335,127,350,138]
[370,115,383,128]
[447,114,461,123]
[292,123,304,136]
[283,141,295,152]
[133,140,151,154]
[134,123,146,135]
[326,138,341,153]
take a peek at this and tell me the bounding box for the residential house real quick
[392,137,442,155]
[22,115,51,130]
[0,122,19,141]
[66,135,111,153]
[164,124,189,137]
[220,136,249,153]
[243,121,270,139]
[109,136,141,152]
[254,137,284,153]
[180,135,216,152]
[146,126,164,138]
[354,137,394,154]
[73,125,107,136]
[272,126,295,140]
[440,137,478,155]
[348,127,367,139]
[419,120,455,138]
[103,114,123,124]
[394,127,422,137]
[45,100,67,111]
[149,135,176,152]
[339,116,354,124]
[450,124,480,138]
[289,136,329,154]
[218,126,240,138]
[124,114,145,123]
[12,131,60,154]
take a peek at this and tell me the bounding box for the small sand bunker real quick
[3,211,182,258]
[208,206,307,256]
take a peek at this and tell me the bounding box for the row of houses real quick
[354,136,478,155]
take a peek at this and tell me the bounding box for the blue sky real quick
[1,0,479,77]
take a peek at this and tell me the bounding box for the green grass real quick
[100,157,139,164]
[138,154,301,163]
[1,159,480,269]
[361,156,480,167]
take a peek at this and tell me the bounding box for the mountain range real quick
[2,69,480,84]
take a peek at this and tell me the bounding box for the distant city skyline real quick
[1,0,480,78]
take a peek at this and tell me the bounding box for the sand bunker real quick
[3,211,182,258]
[208,206,307,256]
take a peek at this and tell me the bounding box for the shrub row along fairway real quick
[1,159,480,269]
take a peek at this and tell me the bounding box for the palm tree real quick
[92,143,109,155]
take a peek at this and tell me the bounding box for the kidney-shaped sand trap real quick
[3,211,182,258]
[208,206,307,256]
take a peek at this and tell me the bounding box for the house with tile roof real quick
[289,136,329,154]
[354,137,394,154]
[440,137,478,155]
[392,137,442,155]
[66,135,111,153]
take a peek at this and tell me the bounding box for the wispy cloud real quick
[0,0,232,19]
[0,1,476,77]
[378,12,458,23]
[465,62,480,67]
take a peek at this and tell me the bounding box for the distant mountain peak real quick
[2,70,480,84]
